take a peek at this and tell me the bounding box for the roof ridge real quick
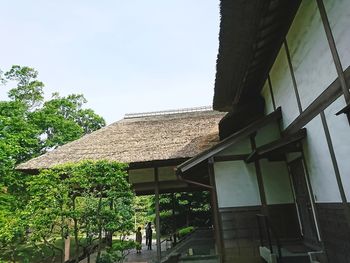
[124,106,213,119]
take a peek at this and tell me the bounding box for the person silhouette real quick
[135,227,142,254]
[145,222,152,250]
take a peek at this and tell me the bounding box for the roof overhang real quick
[214,0,301,111]
[246,128,307,163]
[176,107,282,174]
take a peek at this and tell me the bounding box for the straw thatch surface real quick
[17,109,225,171]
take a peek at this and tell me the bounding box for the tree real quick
[0,64,105,186]
[155,191,211,236]
[4,65,44,110]
[30,93,105,150]
[26,161,135,263]
[0,65,107,262]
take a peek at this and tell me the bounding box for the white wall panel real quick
[214,161,261,208]
[129,168,154,183]
[302,116,341,202]
[261,80,274,115]
[269,47,299,129]
[217,138,251,156]
[286,0,337,109]
[260,160,294,205]
[324,97,350,200]
[255,122,280,148]
[325,0,350,71]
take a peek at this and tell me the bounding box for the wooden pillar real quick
[250,135,268,215]
[155,167,161,262]
[208,157,224,263]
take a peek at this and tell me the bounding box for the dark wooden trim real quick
[268,74,276,111]
[283,66,350,135]
[177,176,212,189]
[132,180,205,195]
[315,203,350,262]
[316,0,350,104]
[284,39,303,114]
[285,160,304,236]
[208,157,224,263]
[154,167,161,261]
[213,154,249,162]
[250,135,268,214]
[129,158,190,170]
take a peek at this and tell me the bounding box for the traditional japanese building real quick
[17,1,350,262]
[178,0,350,262]
[17,107,226,262]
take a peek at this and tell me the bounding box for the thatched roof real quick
[17,107,225,171]
[213,0,301,111]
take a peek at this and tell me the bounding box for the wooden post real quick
[250,135,268,215]
[208,158,224,263]
[155,167,161,262]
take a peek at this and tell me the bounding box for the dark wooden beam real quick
[268,75,276,111]
[213,154,249,162]
[250,136,268,214]
[128,158,190,170]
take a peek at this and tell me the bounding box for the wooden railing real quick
[256,214,283,263]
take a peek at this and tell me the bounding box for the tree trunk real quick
[11,246,16,263]
[72,197,80,263]
[172,193,177,245]
[96,195,103,261]
[64,236,70,262]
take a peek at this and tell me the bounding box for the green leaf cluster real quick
[0,65,108,262]
[0,160,134,262]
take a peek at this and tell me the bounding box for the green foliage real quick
[24,160,134,263]
[178,226,195,238]
[155,191,211,235]
[4,65,44,109]
[96,240,136,263]
[133,196,153,230]
[0,65,107,262]
[30,93,105,149]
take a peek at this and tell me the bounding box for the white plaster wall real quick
[268,46,299,129]
[261,80,274,115]
[260,160,294,205]
[158,166,176,181]
[286,0,337,110]
[324,97,350,200]
[129,168,154,183]
[325,0,350,71]
[302,116,342,202]
[217,138,251,156]
[129,166,176,183]
[255,122,280,148]
[214,161,261,208]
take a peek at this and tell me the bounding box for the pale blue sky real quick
[0,1,220,123]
